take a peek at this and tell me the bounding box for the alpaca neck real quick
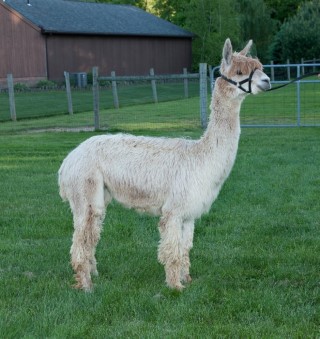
[202,80,243,143]
[188,81,245,217]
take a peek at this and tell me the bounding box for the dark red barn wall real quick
[46,35,192,80]
[0,4,47,85]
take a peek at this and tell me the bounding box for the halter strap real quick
[220,68,257,93]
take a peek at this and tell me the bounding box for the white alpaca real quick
[58,39,271,291]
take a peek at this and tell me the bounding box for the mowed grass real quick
[0,97,202,135]
[0,126,320,337]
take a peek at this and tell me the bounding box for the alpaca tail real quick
[59,183,68,202]
[58,166,68,202]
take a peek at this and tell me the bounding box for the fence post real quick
[270,61,275,82]
[111,71,119,108]
[92,66,100,130]
[199,63,208,129]
[296,65,301,127]
[208,65,214,91]
[183,68,189,98]
[7,74,16,121]
[150,68,158,103]
[287,59,290,80]
[301,58,305,75]
[64,71,73,115]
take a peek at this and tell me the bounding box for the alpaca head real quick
[220,38,271,95]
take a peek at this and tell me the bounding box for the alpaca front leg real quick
[158,214,184,290]
[181,220,195,284]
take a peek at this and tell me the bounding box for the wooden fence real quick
[3,62,320,129]
[91,64,208,130]
[3,64,209,129]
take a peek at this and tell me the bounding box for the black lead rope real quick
[266,72,319,91]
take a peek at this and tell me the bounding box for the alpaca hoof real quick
[90,260,98,276]
[167,281,185,291]
[73,272,93,292]
[182,274,192,284]
[73,283,93,292]
[72,281,93,292]
[174,283,185,291]
[91,269,99,277]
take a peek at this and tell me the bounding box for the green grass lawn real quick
[0,97,202,135]
[0,126,319,337]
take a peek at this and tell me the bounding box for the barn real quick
[0,0,194,85]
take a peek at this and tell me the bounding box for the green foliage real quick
[36,80,57,89]
[151,0,187,26]
[236,0,278,63]
[13,83,30,92]
[269,1,320,63]
[264,0,305,23]
[152,0,241,67]
[186,0,241,67]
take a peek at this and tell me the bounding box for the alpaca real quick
[58,38,271,291]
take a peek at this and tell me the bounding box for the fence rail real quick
[1,63,320,132]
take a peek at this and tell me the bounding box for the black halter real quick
[220,68,257,94]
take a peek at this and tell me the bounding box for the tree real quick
[269,0,320,63]
[187,0,241,67]
[236,0,278,63]
[151,0,187,26]
[153,0,241,67]
[264,0,305,23]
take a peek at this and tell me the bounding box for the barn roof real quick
[2,0,194,38]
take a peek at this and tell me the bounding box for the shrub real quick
[14,83,30,92]
[36,80,57,89]
[269,1,320,63]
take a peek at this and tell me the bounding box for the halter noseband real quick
[220,68,257,94]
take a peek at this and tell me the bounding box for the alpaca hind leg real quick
[158,214,184,290]
[89,188,111,276]
[70,179,106,291]
[181,220,195,284]
[71,205,105,291]
[90,189,112,276]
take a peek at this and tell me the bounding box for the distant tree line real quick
[79,0,320,67]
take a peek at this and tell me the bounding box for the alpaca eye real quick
[237,70,243,75]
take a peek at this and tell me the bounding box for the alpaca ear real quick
[223,38,233,66]
[239,40,253,55]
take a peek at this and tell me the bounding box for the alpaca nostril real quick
[258,77,271,91]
